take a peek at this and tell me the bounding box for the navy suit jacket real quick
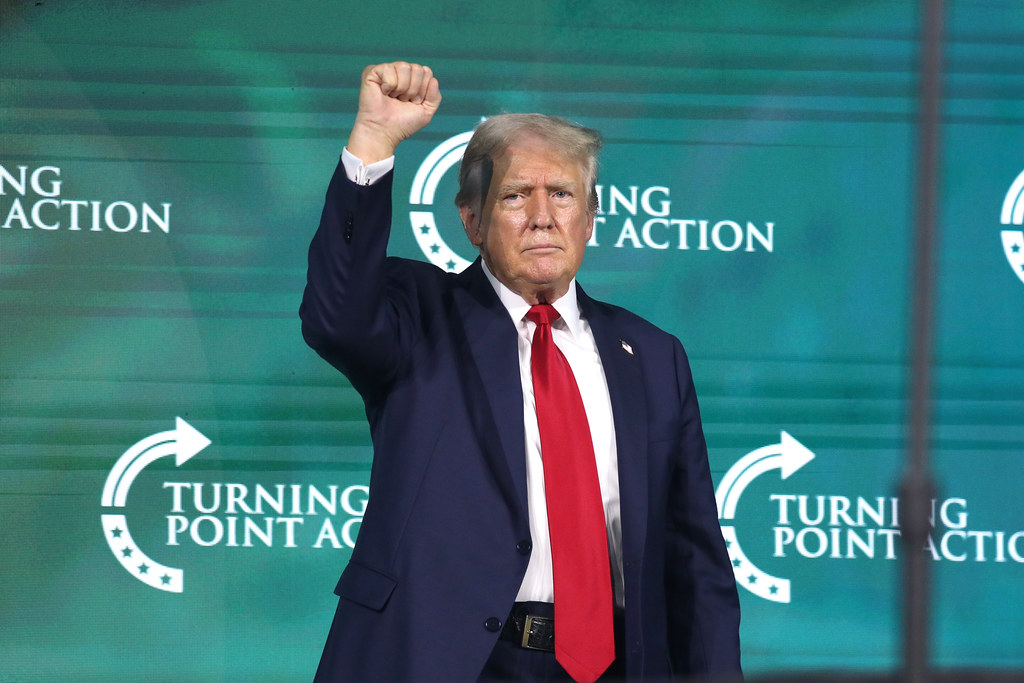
[301,162,741,681]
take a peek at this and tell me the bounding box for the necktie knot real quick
[526,303,560,327]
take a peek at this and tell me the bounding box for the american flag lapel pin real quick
[620,340,634,355]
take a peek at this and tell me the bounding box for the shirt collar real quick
[479,259,584,340]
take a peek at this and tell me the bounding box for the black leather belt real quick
[499,602,556,652]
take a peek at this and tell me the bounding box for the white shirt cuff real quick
[341,147,395,186]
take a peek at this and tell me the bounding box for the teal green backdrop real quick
[2,1,1022,680]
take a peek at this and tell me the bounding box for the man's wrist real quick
[346,120,401,165]
[341,148,394,186]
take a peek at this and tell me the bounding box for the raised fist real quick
[347,61,442,163]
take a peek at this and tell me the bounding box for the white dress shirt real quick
[341,148,624,607]
[479,262,624,608]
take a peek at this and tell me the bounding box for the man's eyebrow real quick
[496,181,530,195]
[547,179,576,190]
[497,179,578,195]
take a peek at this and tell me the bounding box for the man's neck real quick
[479,260,582,338]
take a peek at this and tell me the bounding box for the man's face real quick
[459,135,594,305]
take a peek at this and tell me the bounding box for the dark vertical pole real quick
[902,1,944,682]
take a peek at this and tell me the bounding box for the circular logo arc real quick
[999,168,1024,285]
[409,130,475,273]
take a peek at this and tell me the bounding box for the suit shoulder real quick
[582,294,697,376]
[381,255,461,287]
[585,296,680,342]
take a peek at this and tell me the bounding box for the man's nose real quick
[528,194,554,229]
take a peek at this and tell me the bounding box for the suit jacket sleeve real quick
[299,163,416,399]
[666,337,743,676]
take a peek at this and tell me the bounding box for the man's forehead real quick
[492,139,584,183]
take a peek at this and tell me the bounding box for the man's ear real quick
[459,204,484,247]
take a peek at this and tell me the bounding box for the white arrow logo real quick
[716,431,815,603]
[100,417,210,592]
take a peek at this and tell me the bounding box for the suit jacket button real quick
[516,540,532,555]
[484,617,502,632]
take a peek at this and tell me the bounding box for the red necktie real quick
[526,304,615,683]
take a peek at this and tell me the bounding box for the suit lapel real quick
[447,270,651,554]
[451,260,529,521]
[577,285,650,573]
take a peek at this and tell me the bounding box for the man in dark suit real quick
[301,61,741,682]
